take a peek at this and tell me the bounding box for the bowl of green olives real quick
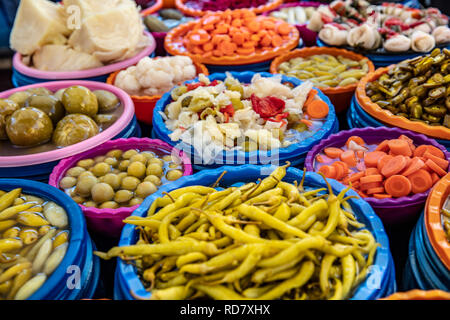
[0,81,135,179]
[48,137,193,237]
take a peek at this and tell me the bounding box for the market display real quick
[162,72,329,154]
[144,9,195,32]
[365,48,450,128]
[276,54,370,88]
[10,0,150,71]
[270,5,317,25]
[113,56,198,96]
[309,0,450,53]
[0,188,69,300]
[314,135,448,198]
[164,9,299,64]
[0,85,120,150]
[59,148,184,209]
[98,165,379,300]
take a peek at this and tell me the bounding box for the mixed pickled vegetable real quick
[0,86,120,152]
[144,9,195,33]
[277,54,370,88]
[443,195,450,242]
[366,48,450,128]
[0,188,69,300]
[162,73,329,156]
[60,149,184,209]
[97,164,379,300]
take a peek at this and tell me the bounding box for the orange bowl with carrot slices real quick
[356,66,450,141]
[270,47,375,113]
[107,59,208,125]
[381,289,450,300]
[305,127,450,225]
[164,9,299,66]
[425,172,450,270]
[174,0,283,17]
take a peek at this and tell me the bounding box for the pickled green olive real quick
[93,90,120,113]
[26,87,53,96]
[7,91,32,108]
[62,86,98,117]
[24,95,65,124]
[52,114,99,147]
[0,99,20,140]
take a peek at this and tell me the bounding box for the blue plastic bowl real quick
[0,179,100,300]
[0,115,141,182]
[114,165,393,300]
[348,95,450,150]
[152,71,337,169]
[403,213,450,291]
[317,39,450,68]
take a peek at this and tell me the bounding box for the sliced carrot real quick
[202,42,214,52]
[192,45,204,54]
[365,168,379,176]
[212,49,222,57]
[277,22,292,35]
[399,134,416,152]
[360,174,383,184]
[316,155,326,163]
[385,175,412,197]
[423,151,449,170]
[333,161,349,175]
[232,32,245,45]
[260,35,272,47]
[332,162,345,180]
[306,100,329,119]
[231,19,242,27]
[361,181,382,191]
[375,140,390,152]
[318,165,336,179]
[387,139,412,157]
[300,119,313,127]
[407,169,432,194]
[250,34,260,42]
[356,151,365,159]
[423,145,445,159]
[304,89,318,108]
[381,155,407,178]
[351,180,360,188]
[212,34,231,45]
[377,154,394,172]
[236,47,255,55]
[202,51,212,58]
[348,171,365,183]
[242,41,257,49]
[401,157,425,177]
[413,145,428,157]
[262,20,276,30]
[324,147,344,159]
[367,187,386,195]
[356,190,368,198]
[345,136,365,148]
[202,15,221,26]
[364,151,387,168]
[425,159,447,177]
[247,20,260,33]
[340,150,357,167]
[215,24,229,34]
[431,172,440,184]
[373,193,392,199]
[271,35,283,47]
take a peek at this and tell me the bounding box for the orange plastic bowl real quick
[164,18,299,66]
[381,289,450,300]
[174,0,283,17]
[270,47,374,113]
[107,60,208,125]
[356,66,450,140]
[424,172,450,270]
[140,0,163,16]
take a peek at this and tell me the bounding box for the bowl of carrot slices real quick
[305,127,450,224]
[164,9,299,70]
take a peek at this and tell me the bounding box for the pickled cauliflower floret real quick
[113,55,198,96]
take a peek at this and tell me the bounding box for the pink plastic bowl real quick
[0,80,134,167]
[48,137,193,238]
[12,32,156,80]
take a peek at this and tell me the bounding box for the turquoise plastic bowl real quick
[152,71,337,169]
[113,165,394,300]
[0,179,100,300]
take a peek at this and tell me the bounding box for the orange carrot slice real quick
[365,168,379,176]
[367,187,386,195]
[345,136,365,148]
[373,193,391,199]
[407,169,432,194]
[232,32,245,45]
[388,139,412,157]
[425,159,447,177]
[271,35,283,47]
[360,174,383,184]
[361,181,382,191]
[304,89,318,108]
[375,140,390,152]
[348,171,365,183]
[340,150,357,167]
[324,147,344,159]
[431,172,440,184]
[306,100,329,119]
[381,155,407,178]
[424,145,445,159]
[377,154,393,172]
[364,151,387,168]
[277,22,292,35]
[385,175,412,197]
[423,151,449,170]
[318,165,336,179]
[401,157,425,177]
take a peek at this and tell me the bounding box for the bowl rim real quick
[140,0,164,16]
[270,46,375,94]
[424,172,450,270]
[355,66,450,140]
[304,126,450,206]
[12,32,156,80]
[0,80,135,167]
[152,71,337,165]
[174,0,283,17]
[381,289,450,300]
[0,179,85,300]
[116,165,391,300]
[164,18,299,66]
[48,137,193,218]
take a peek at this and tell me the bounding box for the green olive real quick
[94,114,117,126]
[144,175,162,186]
[129,197,143,206]
[129,154,147,164]
[83,201,97,208]
[52,114,99,147]
[24,95,65,124]
[166,169,183,181]
[118,160,131,171]
[127,161,146,179]
[77,159,95,169]
[106,149,123,159]
[91,162,111,177]
[114,190,134,203]
[104,157,119,167]
[99,201,119,209]
[0,99,20,140]
[121,176,140,191]
[91,183,115,203]
[7,92,31,108]
[101,173,122,190]
[26,87,53,96]
[146,163,163,177]
[93,90,120,113]
[61,86,98,117]
[135,181,157,198]
[123,149,139,159]
[75,175,98,197]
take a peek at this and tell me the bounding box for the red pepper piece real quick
[250,94,286,119]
